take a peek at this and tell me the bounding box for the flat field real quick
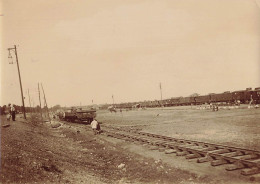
[97,105,260,150]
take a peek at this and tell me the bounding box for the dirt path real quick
[0,115,219,184]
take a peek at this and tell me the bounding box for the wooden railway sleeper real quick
[161,137,176,141]
[135,135,164,141]
[158,147,166,152]
[197,155,215,163]
[220,151,244,157]
[139,138,151,143]
[207,149,230,155]
[196,146,217,152]
[132,136,143,142]
[168,146,182,152]
[176,151,189,156]
[159,142,172,148]
[142,140,151,145]
[181,144,204,151]
[134,137,147,143]
[163,143,181,150]
[161,142,186,148]
[211,158,232,166]
[251,158,260,166]
[151,141,167,146]
[155,141,174,147]
[241,167,260,176]
[165,149,177,154]
[175,144,204,154]
[233,154,258,160]
[186,152,203,160]
[226,161,246,171]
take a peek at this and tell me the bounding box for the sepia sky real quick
[1,0,260,107]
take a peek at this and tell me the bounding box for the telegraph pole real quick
[32,98,35,113]
[41,83,50,121]
[112,95,115,105]
[8,45,26,119]
[159,82,162,101]
[38,83,43,121]
[27,89,32,112]
[159,82,163,107]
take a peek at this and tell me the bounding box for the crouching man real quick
[90,119,101,135]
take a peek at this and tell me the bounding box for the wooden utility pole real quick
[159,82,163,107]
[32,98,35,111]
[38,83,43,121]
[41,83,50,121]
[7,45,26,119]
[112,95,114,105]
[159,82,163,101]
[27,89,32,112]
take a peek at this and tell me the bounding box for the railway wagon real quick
[210,92,233,103]
[244,90,255,103]
[140,101,147,108]
[179,97,193,105]
[254,87,260,103]
[147,101,154,108]
[168,97,180,106]
[231,88,259,104]
[99,104,111,110]
[147,101,154,107]
[117,103,127,109]
[75,109,96,124]
[121,102,131,109]
[150,100,159,107]
[247,88,260,104]
[163,99,172,107]
[61,108,96,124]
[129,102,136,108]
[194,95,211,104]
[159,99,168,107]
[163,98,174,107]
[232,90,248,103]
[63,110,76,121]
[189,96,196,105]
[157,100,162,107]
[140,101,147,107]
[141,101,150,108]
[149,100,157,107]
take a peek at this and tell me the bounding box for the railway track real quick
[59,120,260,180]
[101,125,260,178]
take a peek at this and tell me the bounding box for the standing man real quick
[91,119,101,135]
[6,104,11,121]
[11,104,16,121]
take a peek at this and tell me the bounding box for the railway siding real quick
[103,125,260,178]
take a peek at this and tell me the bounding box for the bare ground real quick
[97,106,260,150]
[1,107,259,183]
[0,115,214,184]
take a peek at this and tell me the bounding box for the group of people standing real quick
[6,104,16,121]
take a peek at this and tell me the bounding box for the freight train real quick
[58,108,96,124]
[112,87,260,109]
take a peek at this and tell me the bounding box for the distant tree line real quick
[0,104,89,115]
[0,104,53,115]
